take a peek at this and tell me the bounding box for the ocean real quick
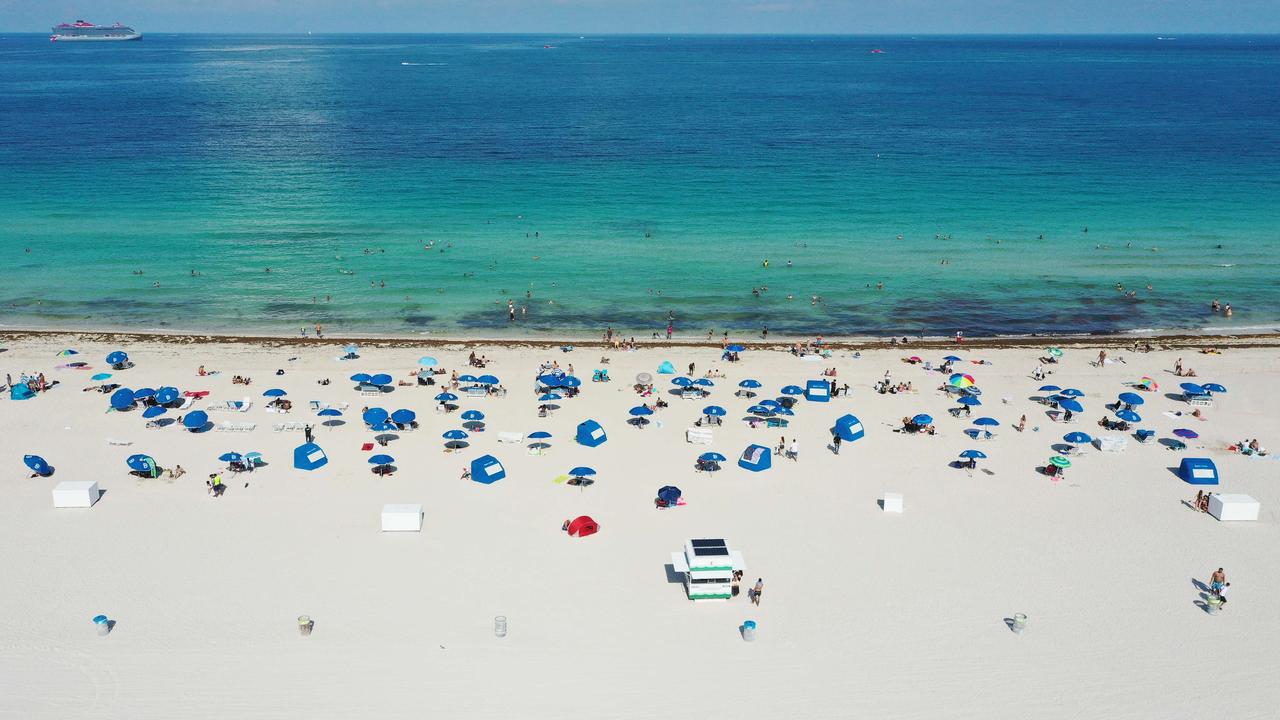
[1,34,1277,338]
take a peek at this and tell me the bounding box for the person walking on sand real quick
[1097,349,1107,367]
[1174,357,1183,376]
[1016,414,1026,432]
[775,437,785,456]
[787,438,799,461]
[1210,568,1227,597]
[752,578,764,606]
[304,424,314,443]
[832,432,842,455]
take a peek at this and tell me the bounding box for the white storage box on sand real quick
[882,493,903,513]
[1208,494,1259,522]
[52,481,100,508]
[381,504,424,532]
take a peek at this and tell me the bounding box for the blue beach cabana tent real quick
[834,414,865,443]
[1178,457,1219,485]
[738,444,772,472]
[293,442,329,471]
[576,419,607,447]
[10,384,35,400]
[805,379,830,402]
[471,454,506,484]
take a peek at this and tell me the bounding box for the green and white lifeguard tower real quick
[669,538,747,601]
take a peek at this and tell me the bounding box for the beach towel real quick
[744,446,765,464]
[361,442,375,452]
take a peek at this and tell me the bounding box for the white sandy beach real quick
[2,336,1278,719]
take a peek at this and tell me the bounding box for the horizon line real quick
[8,31,1280,37]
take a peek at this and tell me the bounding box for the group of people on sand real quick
[5,372,52,395]
[1172,358,1199,377]
[1228,438,1267,456]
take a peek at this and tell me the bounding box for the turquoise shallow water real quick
[1,34,1278,337]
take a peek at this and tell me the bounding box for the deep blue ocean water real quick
[1,34,1277,337]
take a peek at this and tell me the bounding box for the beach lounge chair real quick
[237,399,252,412]
[466,386,486,398]
[1136,429,1155,444]
[766,417,790,428]
[309,400,321,412]
[273,423,285,433]
[498,431,524,444]
[107,438,133,446]
[1186,394,1214,407]
[176,397,195,410]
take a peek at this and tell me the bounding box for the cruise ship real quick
[50,21,141,42]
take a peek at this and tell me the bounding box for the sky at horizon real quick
[4,0,1280,35]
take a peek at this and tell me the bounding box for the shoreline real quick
[4,324,1280,351]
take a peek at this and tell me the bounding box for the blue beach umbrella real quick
[699,452,727,462]
[672,377,693,387]
[738,379,762,389]
[434,392,458,402]
[126,454,156,473]
[561,376,581,388]
[370,421,397,432]
[911,414,933,425]
[748,405,775,416]
[132,387,157,400]
[219,452,243,463]
[391,409,417,425]
[91,372,113,381]
[1058,398,1084,413]
[759,399,782,408]
[1116,409,1142,423]
[1064,431,1092,444]
[538,393,562,402]
[349,373,372,384]
[24,455,51,475]
[106,351,128,365]
[57,349,79,357]
[368,454,395,465]
[1038,385,1061,393]
[658,485,683,502]
[1117,392,1144,406]
[362,408,389,426]
[478,374,499,385]
[943,355,962,362]
[528,431,552,439]
[959,449,987,459]
[536,374,562,387]
[459,374,478,383]
[694,378,714,387]
[1059,388,1084,398]
[1173,428,1199,439]
[956,395,982,406]
[142,406,166,419]
[726,344,745,352]
[183,410,209,430]
[317,408,342,417]
[973,417,1000,426]
[1180,382,1206,395]
[155,387,180,405]
[263,388,287,397]
[1202,383,1227,394]
[629,406,654,416]
[460,410,484,421]
[703,405,726,416]
[569,466,596,477]
[369,373,393,387]
[780,385,804,396]
[110,388,136,410]
[418,356,438,367]
[442,429,468,440]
